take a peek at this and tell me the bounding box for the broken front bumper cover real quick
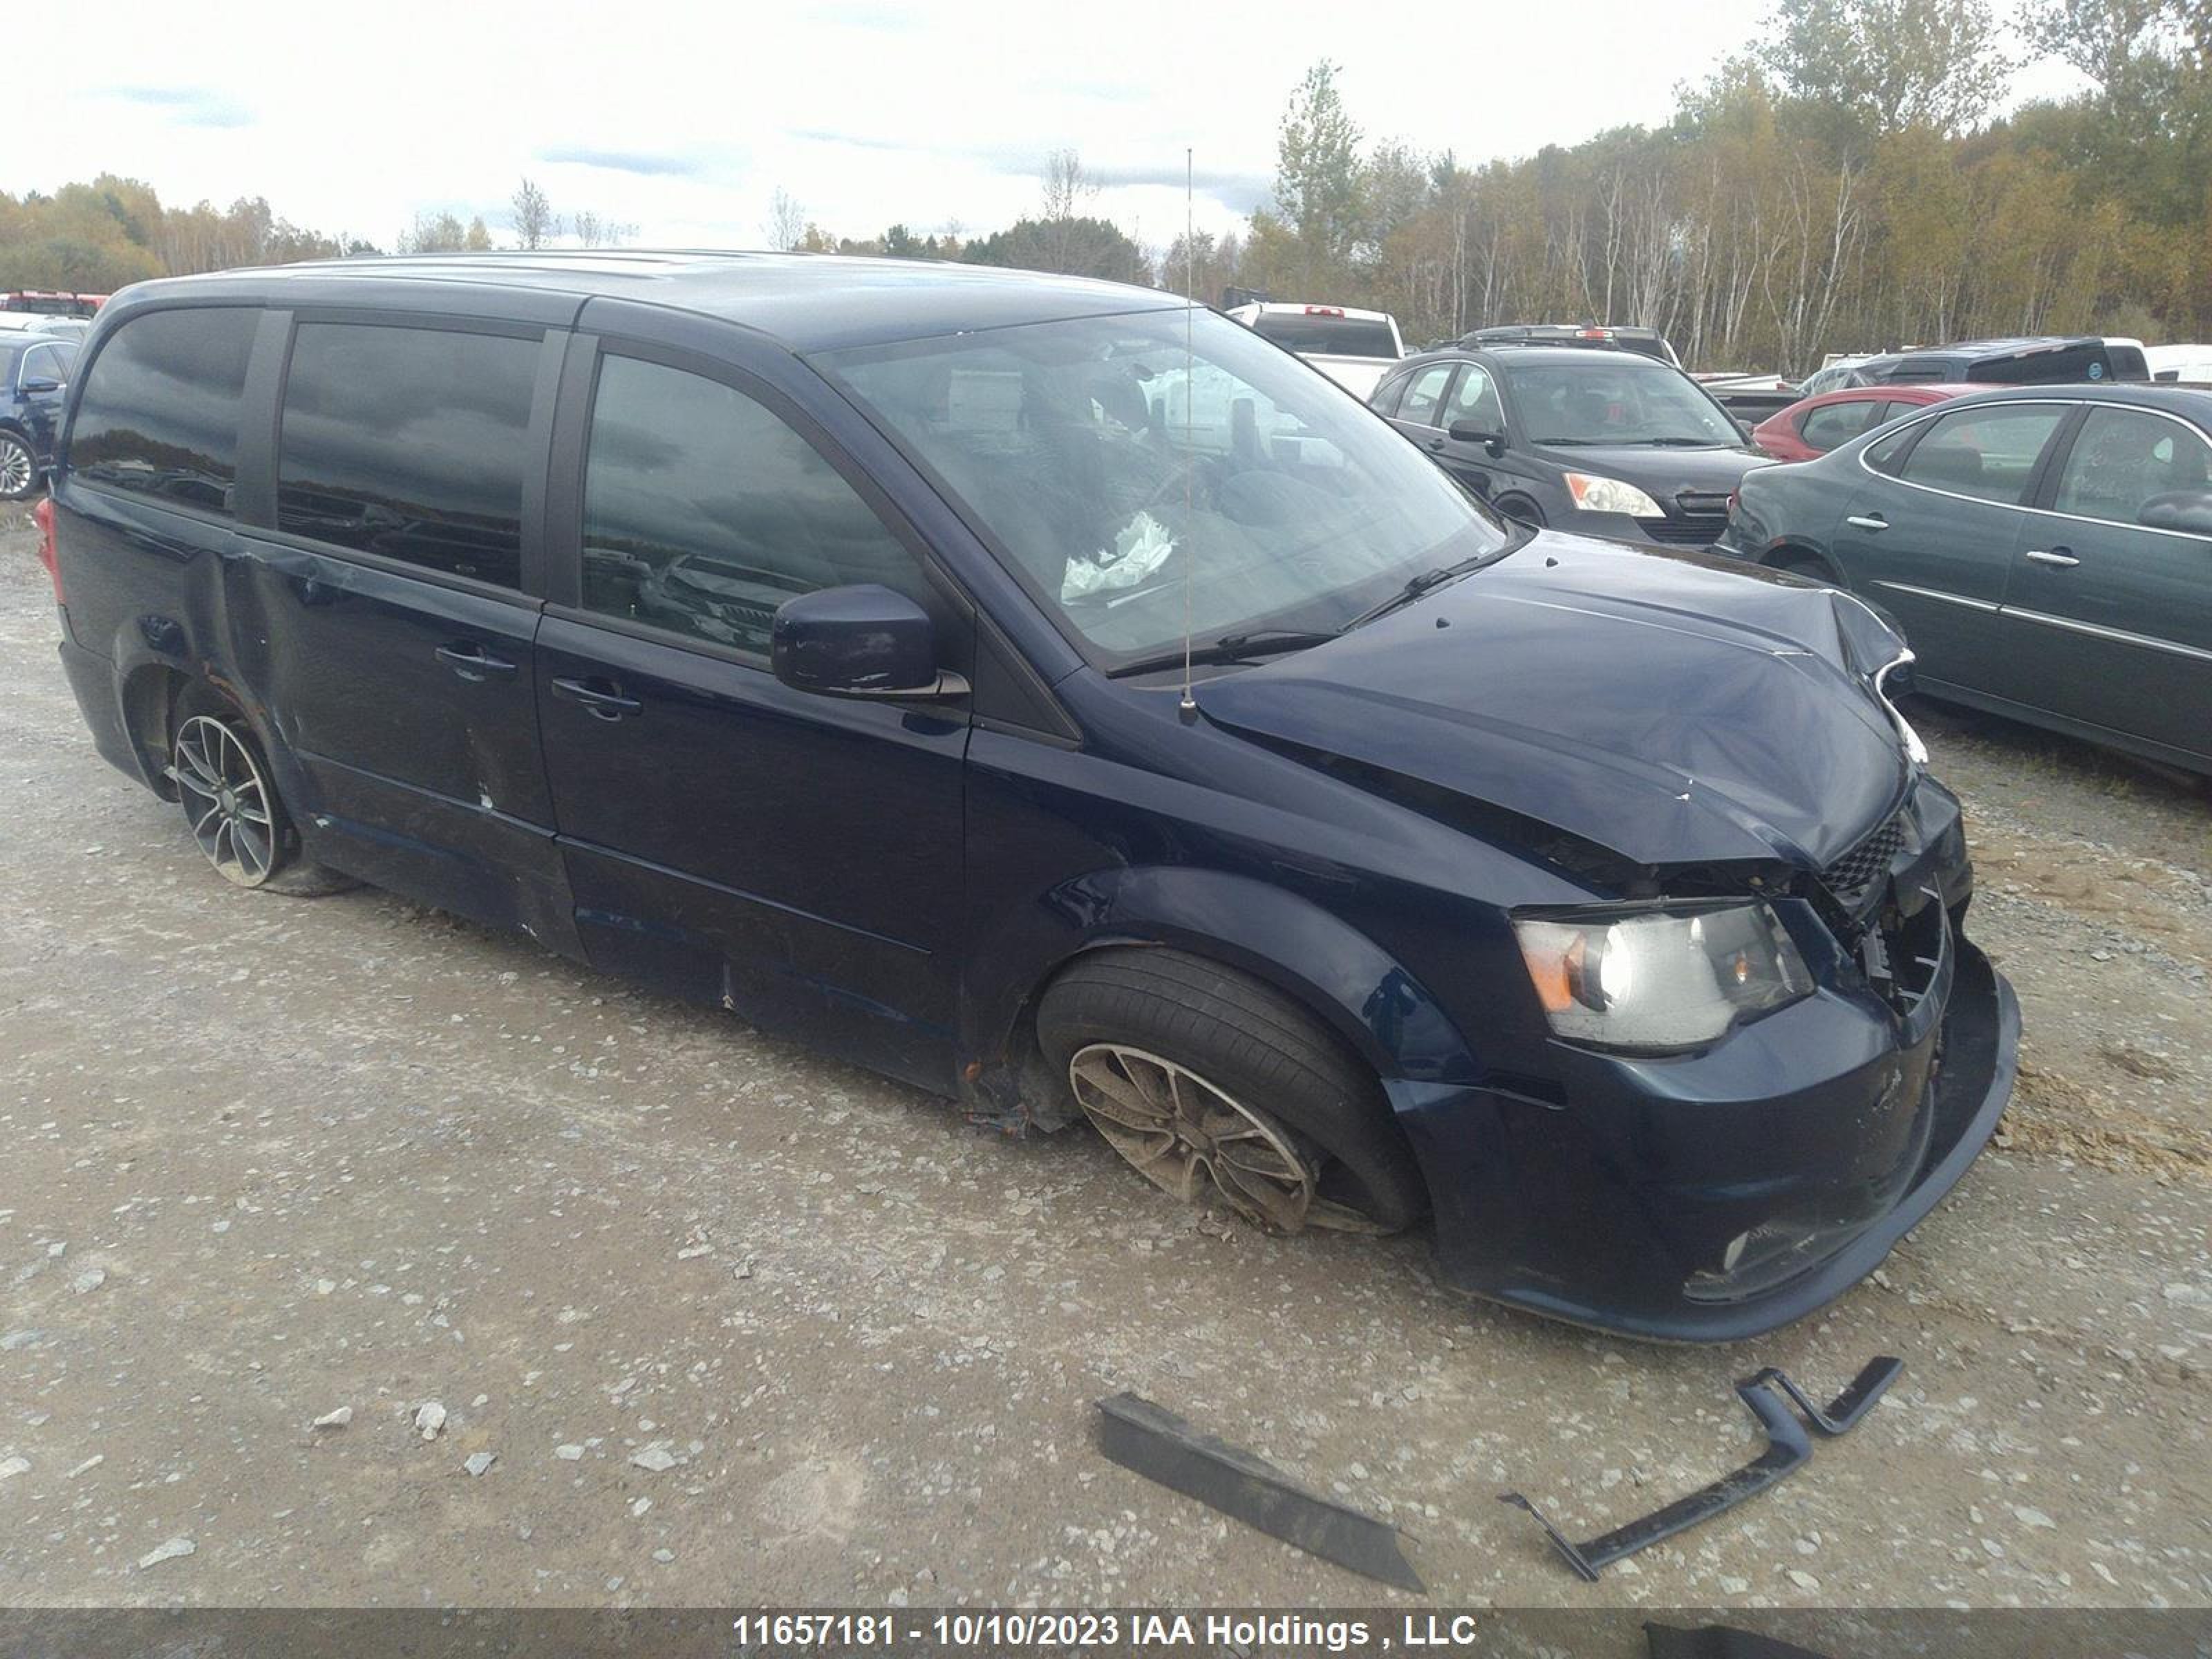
[1399,935,2020,1342]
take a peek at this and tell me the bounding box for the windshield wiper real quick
[1344,554,1497,629]
[1638,435,1731,447]
[1105,628,1339,680]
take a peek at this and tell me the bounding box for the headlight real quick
[1562,471,1665,516]
[1513,902,1814,1051]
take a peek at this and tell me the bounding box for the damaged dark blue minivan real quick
[39,253,2020,1340]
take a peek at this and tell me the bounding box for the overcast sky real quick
[30,0,2086,255]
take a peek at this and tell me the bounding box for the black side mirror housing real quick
[771,584,966,700]
[2138,489,2212,539]
[1446,419,1506,456]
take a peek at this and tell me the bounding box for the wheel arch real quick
[963,865,1484,1127]
[1763,541,1841,584]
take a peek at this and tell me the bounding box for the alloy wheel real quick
[169,715,280,888]
[0,435,32,499]
[1067,1042,1378,1233]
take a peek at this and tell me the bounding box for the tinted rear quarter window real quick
[1968,344,2106,385]
[67,306,259,514]
[277,322,538,588]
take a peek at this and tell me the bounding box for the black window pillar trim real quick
[519,329,569,601]
[234,307,292,529]
[2023,404,2092,513]
[543,330,597,612]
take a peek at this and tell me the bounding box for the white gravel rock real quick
[554,1443,584,1461]
[414,1401,447,1441]
[71,1268,105,1294]
[464,1452,496,1477]
[138,1537,195,1570]
[311,1407,353,1430]
[0,1456,29,1481]
[628,1443,677,1472]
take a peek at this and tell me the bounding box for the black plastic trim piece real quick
[1096,1393,1424,1593]
[1501,1357,1902,1582]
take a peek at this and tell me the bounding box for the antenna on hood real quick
[1178,146,1198,721]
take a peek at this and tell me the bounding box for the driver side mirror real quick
[2138,489,2212,539]
[1446,419,1506,456]
[771,584,968,701]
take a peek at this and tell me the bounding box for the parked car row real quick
[39,252,2016,1342]
[1718,384,2212,776]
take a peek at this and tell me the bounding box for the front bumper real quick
[1394,796,2021,1342]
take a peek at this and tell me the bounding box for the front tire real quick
[169,690,355,895]
[1037,948,1428,1234]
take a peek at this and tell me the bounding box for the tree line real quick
[1168,0,2211,370]
[6,0,2204,373]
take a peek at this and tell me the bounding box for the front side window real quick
[1898,404,2068,505]
[277,323,538,587]
[1497,357,1741,447]
[67,306,258,514]
[2052,407,2212,527]
[824,307,1508,666]
[21,343,70,388]
[1443,364,1503,431]
[581,354,930,656]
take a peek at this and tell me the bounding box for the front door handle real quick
[435,642,519,682]
[2024,547,2081,568]
[1845,514,1888,532]
[550,676,643,720]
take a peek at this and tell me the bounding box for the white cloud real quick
[31,0,2005,256]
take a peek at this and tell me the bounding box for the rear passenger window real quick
[580,353,930,656]
[1398,364,1453,426]
[277,323,538,588]
[67,306,257,514]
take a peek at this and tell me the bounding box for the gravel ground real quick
[1,503,2206,1611]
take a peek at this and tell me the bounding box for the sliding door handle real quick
[435,642,519,682]
[550,676,643,720]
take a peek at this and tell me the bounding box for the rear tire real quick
[169,687,356,896]
[1037,948,1428,1234]
[0,430,37,502]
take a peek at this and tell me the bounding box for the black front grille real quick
[1822,812,1907,912]
[1643,514,1727,545]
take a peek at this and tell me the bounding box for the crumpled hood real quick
[1196,534,1913,870]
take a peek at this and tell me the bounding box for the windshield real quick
[823,308,1506,667]
[1251,314,1398,361]
[1500,357,1743,447]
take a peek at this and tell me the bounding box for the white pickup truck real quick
[1226,302,1405,400]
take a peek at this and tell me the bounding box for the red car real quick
[1751,384,1965,462]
